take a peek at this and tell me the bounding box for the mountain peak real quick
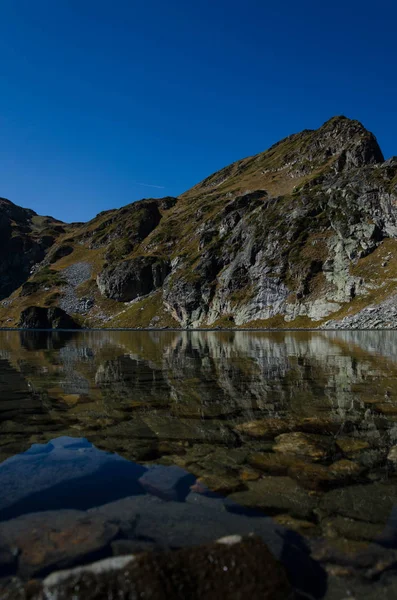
[316,115,384,167]
[182,116,385,201]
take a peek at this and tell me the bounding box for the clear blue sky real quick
[0,0,396,223]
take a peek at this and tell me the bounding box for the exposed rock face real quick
[18,307,80,329]
[0,198,63,300]
[1,117,397,328]
[97,256,171,302]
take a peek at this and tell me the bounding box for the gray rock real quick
[97,256,171,302]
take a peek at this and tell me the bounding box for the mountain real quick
[0,198,65,300]
[1,116,397,329]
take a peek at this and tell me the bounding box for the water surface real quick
[1,330,397,595]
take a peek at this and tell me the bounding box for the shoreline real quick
[1,326,397,332]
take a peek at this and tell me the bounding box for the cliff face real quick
[1,116,397,329]
[0,198,65,301]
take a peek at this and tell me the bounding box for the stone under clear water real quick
[1,330,397,598]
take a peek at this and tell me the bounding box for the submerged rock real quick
[227,476,315,519]
[319,482,397,524]
[0,510,119,578]
[387,445,397,466]
[335,437,370,456]
[235,418,292,439]
[273,432,332,461]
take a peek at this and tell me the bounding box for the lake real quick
[1,330,397,598]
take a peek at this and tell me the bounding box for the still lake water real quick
[1,330,397,596]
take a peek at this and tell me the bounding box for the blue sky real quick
[0,0,396,222]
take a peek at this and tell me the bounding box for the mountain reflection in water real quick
[1,330,397,593]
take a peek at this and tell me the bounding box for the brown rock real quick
[239,467,261,482]
[196,473,244,495]
[296,416,348,435]
[335,437,370,456]
[288,461,332,491]
[273,432,331,461]
[0,510,119,578]
[273,514,317,534]
[234,418,292,439]
[329,459,364,480]
[375,402,397,415]
[228,476,315,519]
[387,445,397,466]
[247,452,296,475]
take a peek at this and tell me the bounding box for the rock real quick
[355,448,387,469]
[322,516,384,542]
[138,465,195,501]
[247,452,299,475]
[239,467,261,482]
[273,432,331,461]
[195,473,244,495]
[18,306,80,329]
[141,415,235,444]
[0,198,60,301]
[97,255,171,302]
[111,539,155,556]
[273,514,317,535]
[310,537,397,580]
[227,476,315,519]
[41,536,293,600]
[376,402,397,415]
[0,510,119,578]
[335,437,370,456]
[295,416,349,435]
[286,459,362,491]
[234,418,292,439]
[59,262,93,315]
[48,244,74,264]
[287,461,333,491]
[329,459,364,480]
[0,577,26,600]
[319,482,397,524]
[387,445,397,466]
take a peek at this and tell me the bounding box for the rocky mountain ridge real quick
[1,116,397,329]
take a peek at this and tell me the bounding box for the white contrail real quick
[132,181,165,189]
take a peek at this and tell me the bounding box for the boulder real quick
[40,536,293,600]
[18,306,80,329]
[97,256,171,302]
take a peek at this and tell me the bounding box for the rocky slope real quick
[0,198,65,301]
[1,116,397,329]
